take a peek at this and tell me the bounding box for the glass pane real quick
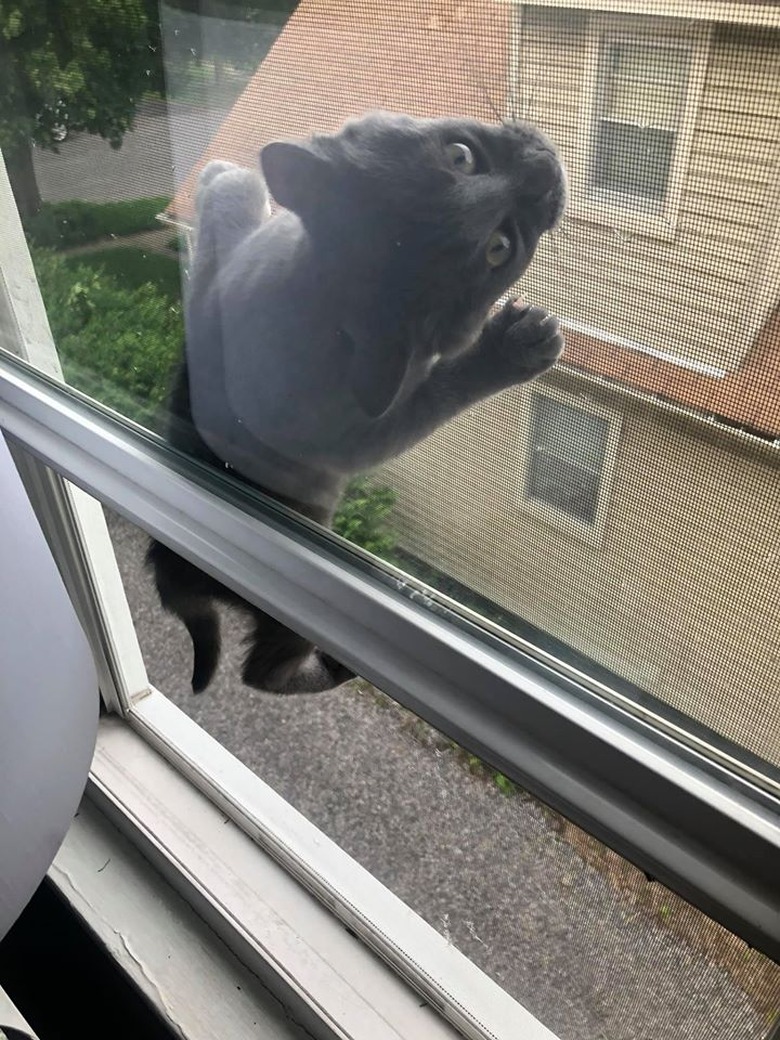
[527,396,609,523]
[528,453,601,523]
[1,0,780,984]
[530,395,609,472]
[592,121,676,200]
[600,42,690,128]
[592,40,689,202]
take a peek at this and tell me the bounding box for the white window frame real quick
[78,706,540,1040]
[3,313,779,952]
[517,383,621,548]
[573,14,711,240]
[1,145,780,1037]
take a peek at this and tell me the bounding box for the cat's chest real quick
[220,316,369,445]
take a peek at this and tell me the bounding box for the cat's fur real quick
[148,111,566,694]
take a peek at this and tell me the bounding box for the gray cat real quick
[148,111,566,694]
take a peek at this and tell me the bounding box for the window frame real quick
[75,709,530,1040]
[2,138,780,1036]
[2,353,779,969]
[0,154,147,717]
[517,383,621,548]
[573,13,711,240]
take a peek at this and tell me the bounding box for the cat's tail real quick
[192,159,271,287]
[183,611,221,694]
[146,538,222,693]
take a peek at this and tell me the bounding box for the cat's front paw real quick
[487,298,564,383]
[199,159,241,190]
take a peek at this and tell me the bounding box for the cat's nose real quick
[526,147,564,194]
[526,148,567,226]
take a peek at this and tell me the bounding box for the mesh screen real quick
[3,0,780,1035]
[21,0,780,773]
[13,0,780,773]
[197,0,778,774]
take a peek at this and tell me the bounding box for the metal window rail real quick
[1,353,778,963]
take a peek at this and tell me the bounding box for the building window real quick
[566,14,711,237]
[591,39,691,208]
[526,394,610,525]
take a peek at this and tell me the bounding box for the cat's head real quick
[261,111,566,416]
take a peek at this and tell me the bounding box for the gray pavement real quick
[32,97,228,205]
[33,82,777,1040]
[62,227,178,259]
[106,509,771,1040]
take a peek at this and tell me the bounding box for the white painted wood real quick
[0,985,37,1038]
[0,167,61,381]
[51,799,314,1040]
[0,149,148,713]
[105,699,561,1040]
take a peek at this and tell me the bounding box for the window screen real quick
[1,0,779,1037]
[108,503,780,1040]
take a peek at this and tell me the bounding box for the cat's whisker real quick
[461,58,503,125]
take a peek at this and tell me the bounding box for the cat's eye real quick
[486,229,513,268]
[446,141,476,174]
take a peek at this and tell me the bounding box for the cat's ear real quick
[260,141,331,214]
[348,334,413,419]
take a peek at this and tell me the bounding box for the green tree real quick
[0,0,156,216]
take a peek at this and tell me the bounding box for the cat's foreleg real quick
[192,160,271,286]
[349,301,563,468]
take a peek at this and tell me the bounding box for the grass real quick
[65,247,182,300]
[25,196,171,250]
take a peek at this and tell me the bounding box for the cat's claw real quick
[488,297,564,381]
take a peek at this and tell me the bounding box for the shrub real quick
[31,248,182,429]
[65,248,182,300]
[333,478,397,559]
[25,196,170,250]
